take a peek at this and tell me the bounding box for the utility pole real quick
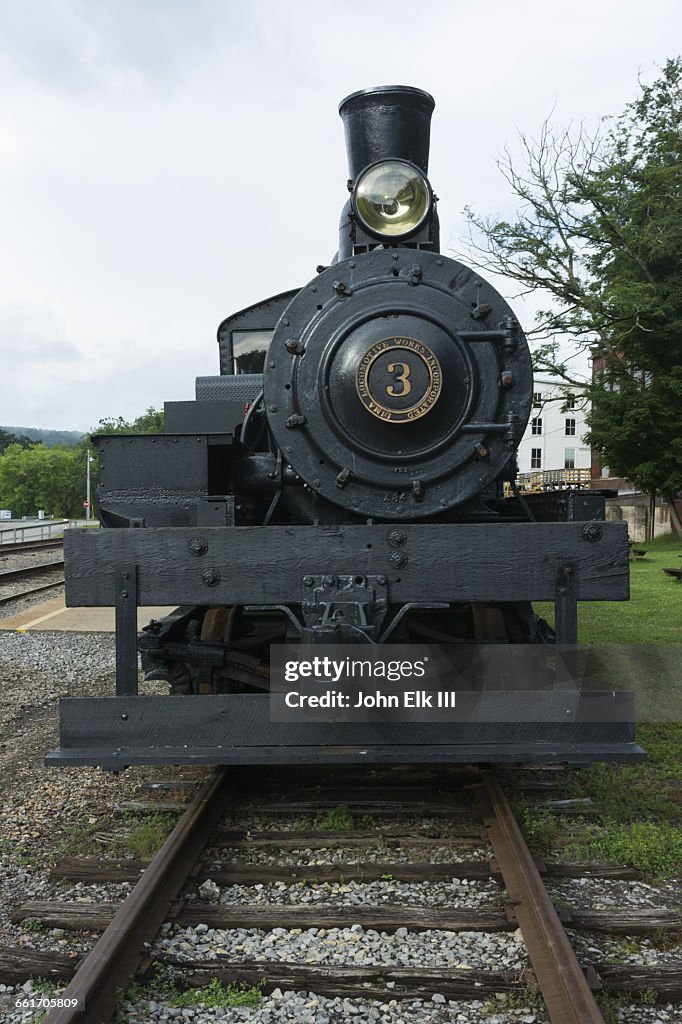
[86,448,92,522]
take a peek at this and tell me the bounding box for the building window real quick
[565,418,576,436]
[531,417,542,435]
[533,392,542,408]
[565,394,576,410]
[531,448,542,469]
[564,448,576,469]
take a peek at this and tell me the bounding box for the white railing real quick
[0,519,70,544]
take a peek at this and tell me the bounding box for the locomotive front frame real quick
[46,516,639,768]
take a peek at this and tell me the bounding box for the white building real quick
[516,377,591,486]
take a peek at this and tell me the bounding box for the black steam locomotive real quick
[48,87,640,768]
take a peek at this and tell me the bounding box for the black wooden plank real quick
[64,522,629,606]
[115,563,138,696]
[54,694,637,749]
[46,739,646,768]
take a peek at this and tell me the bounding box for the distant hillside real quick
[1,426,85,447]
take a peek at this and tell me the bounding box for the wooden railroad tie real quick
[2,948,682,1001]
[12,900,682,935]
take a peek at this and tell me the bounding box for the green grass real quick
[565,819,682,877]
[536,532,682,643]
[521,535,682,878]
[311,804,354,831]
[483,984,543,1016]
[161,977,263,1009]
[117,973,263,1020]
[57,816,103,857]
[58,810,177,860]
[124,812,177,860]
[599,988,658,1024]
[519,724,682,878]
[578,724,682,824]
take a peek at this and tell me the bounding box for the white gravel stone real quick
[154,924,527,969]
[204,843,489,866]
[193,878,503,910]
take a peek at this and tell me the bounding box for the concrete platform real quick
[0,598,176,632]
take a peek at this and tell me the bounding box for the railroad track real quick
[2,766,682,1023]
[0,560,65,583]
[0,579,66,608]
[0,559,66,609]
[0,539,64,556]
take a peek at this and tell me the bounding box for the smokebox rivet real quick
[583,523,602,543]
[389,550,408,569]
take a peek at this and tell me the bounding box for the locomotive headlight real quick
[354,160,430,238]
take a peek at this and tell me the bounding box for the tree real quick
[92,407,164,435]
[462,58,682,532]
[0,427,33,455]
[0,408,165,519]
[0,444,85,518]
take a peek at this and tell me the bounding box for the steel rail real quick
[0,539,63,555]
[0,579,65,606]
[477,772,605,1024]
[45,766,230,1024]
[0,560,65,582]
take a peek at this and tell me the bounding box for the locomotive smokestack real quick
[338,85,435,179]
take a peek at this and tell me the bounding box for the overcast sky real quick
[0,0,679,431]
